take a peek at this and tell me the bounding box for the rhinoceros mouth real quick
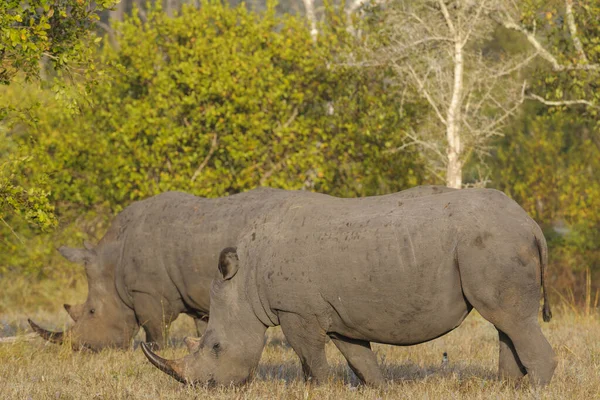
[141,342,187,383]
[28,319,64,344]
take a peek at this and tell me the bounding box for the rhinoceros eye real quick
[90,309,95,314]
[212,342,221,357]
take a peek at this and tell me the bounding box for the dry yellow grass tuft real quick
[1,305,598,399]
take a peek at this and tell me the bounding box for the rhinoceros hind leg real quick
[500,322,556,387]
[330,334,384,387]
[463,288,557,386]
[279,312,330,384]
[459,244,557,386]
[497,329,526,381]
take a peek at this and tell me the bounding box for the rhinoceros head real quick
[29,242,139,351]
[142,247,267,385]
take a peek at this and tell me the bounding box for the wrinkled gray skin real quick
[29,188,297,350]
[143,188,556,387]
[30,185,451,351]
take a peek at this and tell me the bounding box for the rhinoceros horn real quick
[63,304,76,321]
[183,336,202,353]
[141,342,187,383]
[28,319,64,344]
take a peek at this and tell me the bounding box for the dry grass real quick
[1,299,599,399]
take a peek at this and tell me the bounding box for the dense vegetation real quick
[0,0,598,301]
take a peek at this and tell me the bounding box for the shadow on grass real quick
[265,335,291,349]
[382,360,496,383]
[256,358,496,386]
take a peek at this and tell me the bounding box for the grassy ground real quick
[0,279,598,399]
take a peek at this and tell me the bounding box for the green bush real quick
[0,1,426,277]
[492,107,600,288]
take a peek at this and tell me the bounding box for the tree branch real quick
[462,0,488,46]
[437,0,456,36]
[526,93,598,109]
[565,0,588,63]
[500,17,600,72]
[481,80,527,133]
[0,216,25,244]
[405,64,447,126]
[95,21,119,50]
[385,129,446,160]
[191,133,218,183]
[258,107,299,185]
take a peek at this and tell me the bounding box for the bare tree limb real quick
[95,21,119,50]
[0,216,24,244]
[280,107,299,130]
[388,36,454,53]
[437,0,456,35]
[425,165,447,184]
[565,0,588,63]
[405,64,448,126]
[462,0,488,46]
[259,107,299,185]
[385,129,446,160]
[259,157,288,186]
[490,51,540,79]
[526,93,599,109]
[500,17,600,72]
[480,80,527,133]
[191,133,218,183]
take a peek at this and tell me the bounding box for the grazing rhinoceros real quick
[29,188,292,350]
[30,185,453,351]
[142,188,556,387]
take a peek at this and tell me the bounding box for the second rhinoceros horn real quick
[28,319,64,344]
[141,342,188,383]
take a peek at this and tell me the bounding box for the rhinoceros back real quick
[113,188,302,313]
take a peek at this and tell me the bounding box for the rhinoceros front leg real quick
[133,293,178,350]
[329,334,384,386]
[279,312,330,384]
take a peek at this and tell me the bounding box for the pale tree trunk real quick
[165,0,177,17]
[446,39,464,188]
[109,0,126,22]
[369,0,598,188]
[133,0,148,22]
[441,1,464,189]
[302,0,318,41]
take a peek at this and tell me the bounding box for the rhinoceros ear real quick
[218,247,239,280]
[58,246,95,265]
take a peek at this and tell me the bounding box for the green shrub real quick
[0,1,425,277]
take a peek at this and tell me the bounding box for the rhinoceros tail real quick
[535,231,552,322]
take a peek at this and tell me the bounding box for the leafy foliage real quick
[0,1,425,275]
[492,0,600,291]
[80,2,424,205]
[0,0,117,84]
[493,105,600,289]
[1,0,118,242]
